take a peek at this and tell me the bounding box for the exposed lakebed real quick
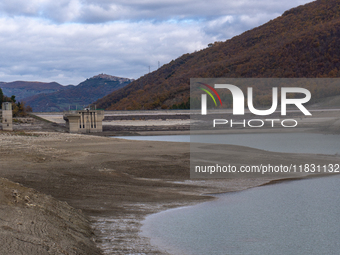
[117,133,340,254]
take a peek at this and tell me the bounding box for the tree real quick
[0,87,3,108]
[26,105,33,113]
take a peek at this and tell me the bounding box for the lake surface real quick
[142,175,340,255]
[116,133,340,254]
[116,133,340,154]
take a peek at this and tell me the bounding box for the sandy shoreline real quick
[0,109,340,254]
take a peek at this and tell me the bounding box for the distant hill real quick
[22,74,133,112]
[0,81,71,101]
[95,0,340,110]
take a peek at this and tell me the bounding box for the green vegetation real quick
[0,88,32,116]
[0,87,3,107]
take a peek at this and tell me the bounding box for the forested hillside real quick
[95,0,340,110]
[0,81,70,101]
[23,74,133,112]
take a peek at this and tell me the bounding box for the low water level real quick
[142,176,340,255]
[116,133,340,154]
[117,133,340,254]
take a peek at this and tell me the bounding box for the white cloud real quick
[0,16,211,84]
[0,0,314,84]
[0,0,314,23]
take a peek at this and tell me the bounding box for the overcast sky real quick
[0,0,314,85]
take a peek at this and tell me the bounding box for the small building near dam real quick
[63,109,104,133]
[0,102,13,131]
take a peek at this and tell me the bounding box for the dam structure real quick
[0,102,13,131]
[63,109,104,133]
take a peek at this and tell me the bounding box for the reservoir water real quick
[116,133,340,254]
[141,175,340,255]
[116,133,340,154]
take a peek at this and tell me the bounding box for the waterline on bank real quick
[141,175,340,255]
[116,133,340,155]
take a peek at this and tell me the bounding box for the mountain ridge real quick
[0,81,71,101]
[94,0,340,110]
[22,74,133,112]
[0,81,67,90]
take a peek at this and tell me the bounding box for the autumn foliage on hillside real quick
[95,0,340,110]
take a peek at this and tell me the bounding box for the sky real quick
[0,0,314,85]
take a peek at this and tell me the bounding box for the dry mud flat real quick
[0,131,339,254]
[0,177,100,254]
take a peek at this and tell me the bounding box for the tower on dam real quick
[63,109,104,133]
[0,102,13,131]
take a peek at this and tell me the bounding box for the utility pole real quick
[149,66,150,73]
